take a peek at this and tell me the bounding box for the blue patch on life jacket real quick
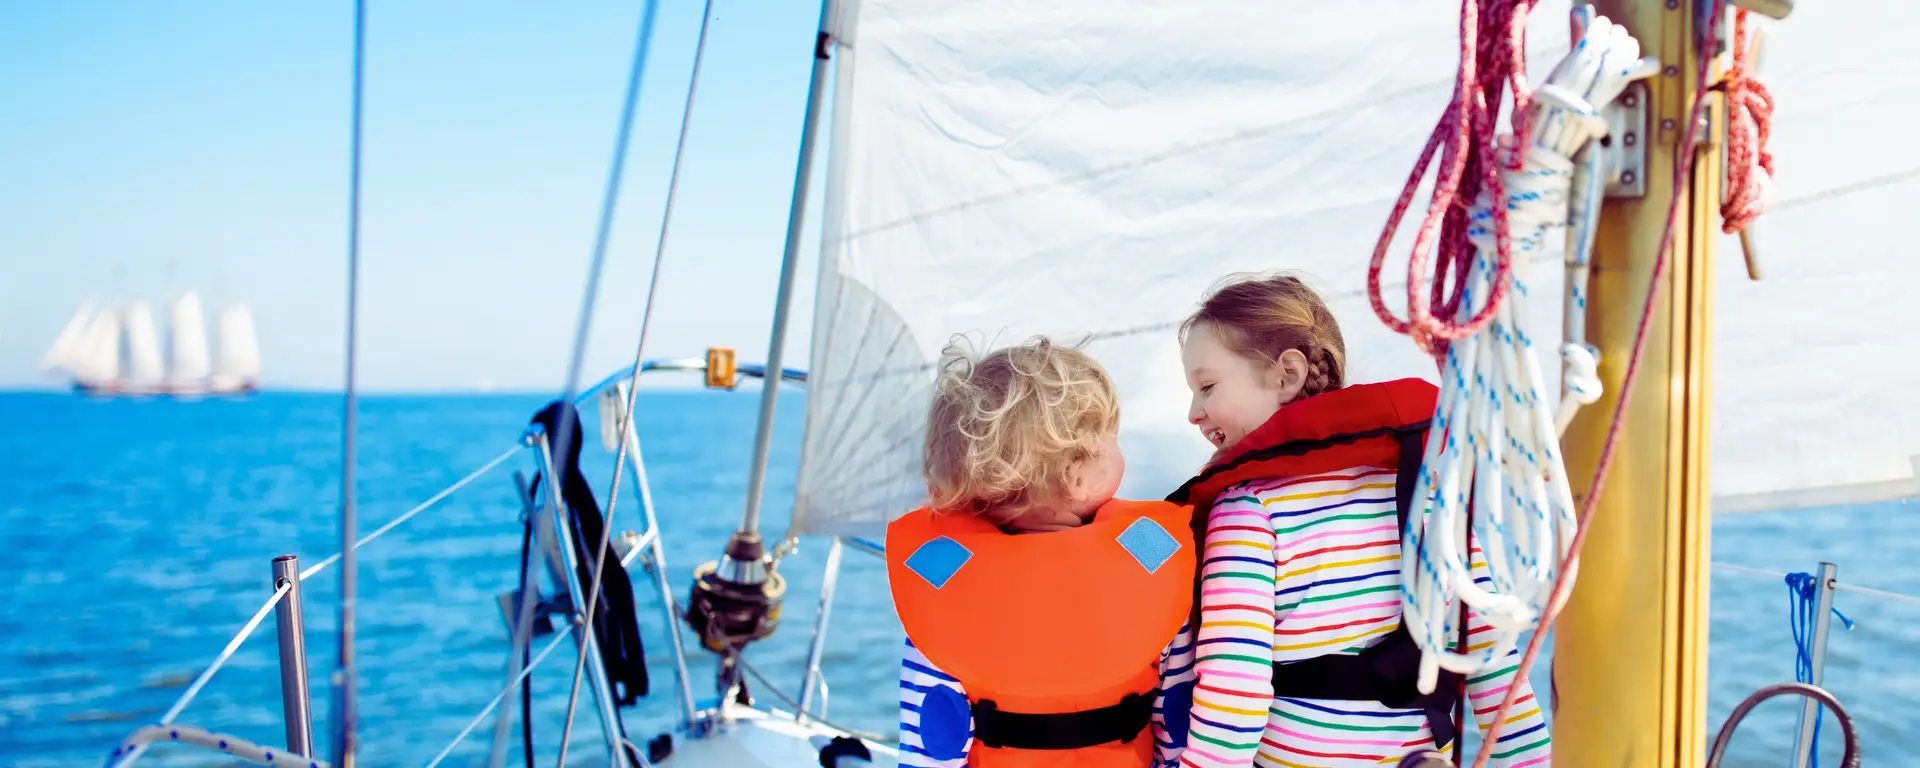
[1116,517,1181,574]
[1161,679,1195,747]
[904,536,972,589]
[919,684,973,760]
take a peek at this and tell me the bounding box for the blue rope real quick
[1785,571,1854,768]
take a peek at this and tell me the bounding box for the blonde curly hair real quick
[923,335,1120,527]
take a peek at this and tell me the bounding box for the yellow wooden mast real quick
[1553,0,1724,765]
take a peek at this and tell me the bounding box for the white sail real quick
[790,0,1577,539]
[1707,0,1920,511]
[122,301,166,383]
[169,293,212,383]
[790,0,1917,540]
[42,301,97,373]
[213,303,261,385]
[76,308,122,385]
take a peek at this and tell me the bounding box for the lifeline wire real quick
[547,0,667,764]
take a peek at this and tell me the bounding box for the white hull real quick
[658,705,898,767]
[73,378,259,398]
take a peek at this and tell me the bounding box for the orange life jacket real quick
[887,498,1195,767]
[1168,378,1466,748]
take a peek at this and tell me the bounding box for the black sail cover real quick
[529,400,650,706]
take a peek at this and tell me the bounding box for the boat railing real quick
[103,358,808,768]
[1707,560,1920,767]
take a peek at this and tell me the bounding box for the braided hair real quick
[1180,272,1347,404]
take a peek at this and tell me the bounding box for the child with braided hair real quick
[1165,274,1551,768]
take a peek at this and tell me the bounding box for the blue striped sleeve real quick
[1151,619,1197,768]
[899,638,970,768]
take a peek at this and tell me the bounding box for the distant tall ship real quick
[41,293,259,397]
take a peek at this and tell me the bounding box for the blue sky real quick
[0,0,831,392]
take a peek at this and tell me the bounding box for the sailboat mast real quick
[331,1,367,765]
[734,0,840,541]
[1555,0,1720,764]
[679,0,839,708]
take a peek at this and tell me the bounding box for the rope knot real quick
[1721,9,1776,234]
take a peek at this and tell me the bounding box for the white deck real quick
[657,704,899,768]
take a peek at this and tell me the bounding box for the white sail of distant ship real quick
[123,301,166,385]
[74,308,122,389]
[41,300,97,374]
[169,293,213,387]
[210,303,261,392]
[42,292,257,396]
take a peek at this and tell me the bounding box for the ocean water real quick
[0,391,1913,767]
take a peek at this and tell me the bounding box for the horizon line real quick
[0,383,798,397]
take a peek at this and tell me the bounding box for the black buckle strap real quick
[970,692,1153,751]
[1270,640,1464,748]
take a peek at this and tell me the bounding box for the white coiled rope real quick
[1399,11,1658,693]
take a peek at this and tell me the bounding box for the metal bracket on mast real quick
[1603,81,1652,199]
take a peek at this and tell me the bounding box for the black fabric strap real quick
[1269,630,1463,748]
[970,692,1153,751]
[1396,425,1424,533]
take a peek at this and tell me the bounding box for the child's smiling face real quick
[1181,321,1298,451]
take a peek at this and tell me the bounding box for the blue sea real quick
[0,391,1913,767]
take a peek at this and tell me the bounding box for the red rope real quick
[1720,9,1774,233]
[1367,0,1536,362]
[1466,4,1726,766]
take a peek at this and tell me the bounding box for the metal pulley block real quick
[684,531,788,654]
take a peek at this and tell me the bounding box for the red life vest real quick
[887,498,1195,767]
[1167,378,1467,748]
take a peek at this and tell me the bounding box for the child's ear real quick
[1271,349,1310,404]
[1064,454,1095,502]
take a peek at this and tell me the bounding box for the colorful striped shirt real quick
[1179,468,1552,768]
[899,622,1199,768]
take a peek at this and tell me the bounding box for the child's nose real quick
[1188,401,1205,425]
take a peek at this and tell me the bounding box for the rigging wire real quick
[422,632,575,768]
[332,1,369,764]
[546,0,667,763]
[556,0,725,746]
[736,655,899,745]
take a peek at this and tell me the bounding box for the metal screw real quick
[1666,0,1678,8]
[1624,132,1638,147]
[1664,65,1680,77]
[1661,118,1677,131]
[1623,94,1637,107]
[1621,171,1637,185]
